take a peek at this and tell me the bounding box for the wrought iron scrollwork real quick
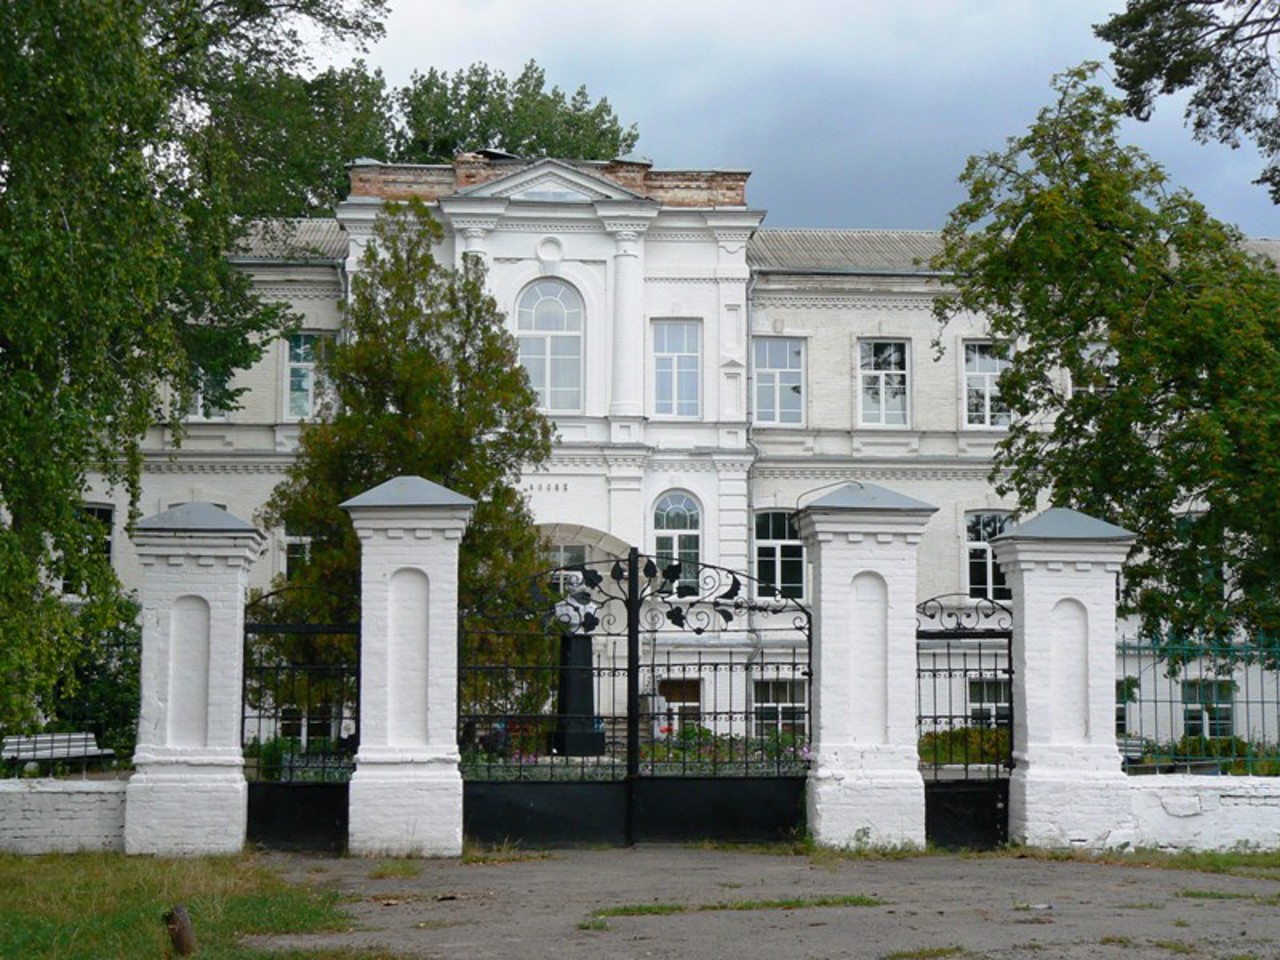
[464,552,812,640]
[916,593,1013,638]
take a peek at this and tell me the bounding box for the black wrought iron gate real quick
[242,590,359,851]
[460,548,812,846]
[916,595,1014,850]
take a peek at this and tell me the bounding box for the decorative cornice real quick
[751,294,935,311]
[751,462,997,483]
[253,282,341,303]
[143,458,292,475]
[494,221,603,234]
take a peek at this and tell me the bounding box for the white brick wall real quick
[0,780,127,854]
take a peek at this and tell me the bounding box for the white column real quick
[993,508,1135,849]
[125,503,265,856]
[795,482,936,848]
[341,475,475,856]
[599,204,656,437]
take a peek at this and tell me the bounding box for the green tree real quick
[260,200,555,621]
[0,0,384,732]
[395,60,639,164]
[205,60,395,219]
[1097,0,1280,200]
[933,65,1280,660]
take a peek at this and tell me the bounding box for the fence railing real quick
[459,644,811,781]
[1117,637,1280,775]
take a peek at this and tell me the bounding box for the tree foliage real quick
[395,60,639,165]
[260,200,555,623]
[933,66,1280,660]
[1097,0,1280,201]
[0,0,384,732]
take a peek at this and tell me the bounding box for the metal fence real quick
[1,630,140,779]
[459,553,812,783]
[1117,637,1280,775]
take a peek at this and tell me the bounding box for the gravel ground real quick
[246,846,1280,960]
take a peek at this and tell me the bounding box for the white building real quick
[90,154,1019,616]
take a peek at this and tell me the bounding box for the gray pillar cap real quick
[802,481,937,513]
[135,501,257,534]
[340,475,475,510]
[995,507,1133,542]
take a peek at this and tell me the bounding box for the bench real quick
[2,732,115,764]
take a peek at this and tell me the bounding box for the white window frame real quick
[858,339,910,427]
[186,370,229,422]
[753,678,806,739]
[964,341,1011,428]
[966,510,1012,601]
[968,677,1011,725]
[657,678,702,735]
[1183,679,1235,739]
[753,337,805,425]
[654,491,701,579]
[286,332,328,421]
[754,510,805,600]
[516,279,584,414]
[653,319,701,418]
[544,543,588,593]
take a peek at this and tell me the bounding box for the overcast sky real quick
[329,0,1280,237]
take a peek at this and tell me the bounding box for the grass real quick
[461,837,554,865]
[367,859,422,880]
[0,852,376,960]
[1177,889,1251,900]
[593,892,886,919]
[884,948,965,959]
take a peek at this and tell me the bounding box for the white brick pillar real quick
[795,483,936,848]
[993,508,1135,848]
[125,503,265,856]
[341,475,475,856]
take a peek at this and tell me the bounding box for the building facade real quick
[90,154,1018,616]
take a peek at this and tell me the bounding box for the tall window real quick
[287,333,328,420]
[755,511,804,599]
[966,511,1012,601]
[964,342,1010,427]
[517,280,583,413]
[754,337,804,424]
[654,320,700,417]
[859,340,909,426]
[1183,679,1235,738]
[655,492,700,575]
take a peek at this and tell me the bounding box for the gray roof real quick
[997,507,1133,542]
[135,501,258,534]
[233,219,347,261]
[802,481,937,513]
[749,229,944,275]
[341,475,475,510]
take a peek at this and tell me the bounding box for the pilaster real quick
[795,482,936,848]
[993,508,1136,848]
[125,503,265,856]
[341,475,475,856]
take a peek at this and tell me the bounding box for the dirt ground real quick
[245,846,1280,959]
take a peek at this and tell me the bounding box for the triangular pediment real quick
[455,159,643,203]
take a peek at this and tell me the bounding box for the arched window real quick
[516,279,583,412]
[966,510,1012,600]
[654,492,701,574]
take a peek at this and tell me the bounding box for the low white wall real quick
[1120,777,1280,852]
[0,779,127,854]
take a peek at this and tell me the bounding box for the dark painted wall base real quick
[464,778,806,847]
[924,780,1008,850]
[247,783,349,852]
